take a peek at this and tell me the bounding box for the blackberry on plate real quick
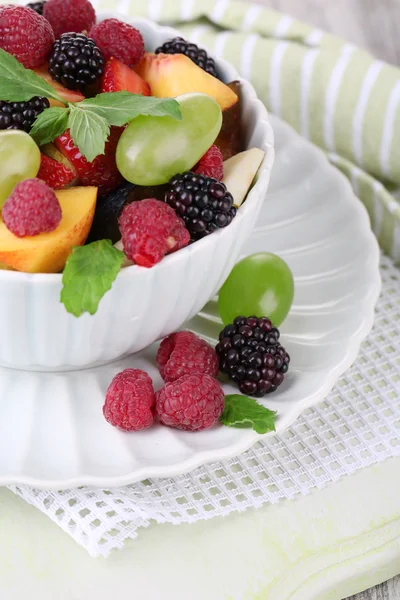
[48,33,104,92]
[164,172,237,241]
[26,1,46,15]
[0,97,50,133]
[216,316,290,397]
[155,37,218,78]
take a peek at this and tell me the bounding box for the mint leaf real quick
[30,106,69,146]
[78,92,182,126]
[220,395,277,434]
[68,104,110,162]
[0,48,65,103]
[61,240,125,317]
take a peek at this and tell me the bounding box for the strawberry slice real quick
[37,154,77,190]
[101,57,151,95]
[54,128,124,195]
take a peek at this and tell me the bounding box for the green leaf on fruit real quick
[78,92,182,126]
[68,104,110,162]
[0,48,65,104]
[30,107,69,146]
[61,240,125,317]
[220,394,277,434]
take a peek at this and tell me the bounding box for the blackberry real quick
[155,37,218,78]
[216,316,290,397]
[164,172,236,241]
[0,97,50,133]
[48,33,104,92]
[26,1,45,15]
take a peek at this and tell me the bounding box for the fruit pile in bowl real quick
[0,1,274,371]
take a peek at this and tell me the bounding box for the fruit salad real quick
[0,1,294,430]
[0,1,265,319]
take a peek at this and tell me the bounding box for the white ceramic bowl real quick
[0,15,274,371]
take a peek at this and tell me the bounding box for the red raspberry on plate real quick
[89,18,145,68]
[0,5,54,69]
[157,331,219,383]
[43,0,96,39]
[156,373,225,431]
[103,369,155,432]
[119,199,190,268]
[2,178,62,237]
[193,145,224,181]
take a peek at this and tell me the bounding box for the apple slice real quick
[0,187,97,273]
[222,148,265,208]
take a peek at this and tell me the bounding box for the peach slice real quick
[0,187,97,273]
[136,53,238,112]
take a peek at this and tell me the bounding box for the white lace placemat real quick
[8,254,400,558]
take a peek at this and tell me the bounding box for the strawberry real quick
[54,128,124,194]
[37,154,76,190]
[101,57,151,95]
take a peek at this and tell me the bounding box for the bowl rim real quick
[0,13,274,285]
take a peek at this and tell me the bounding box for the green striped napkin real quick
[96,0,400,263]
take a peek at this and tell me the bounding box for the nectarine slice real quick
[34,65,85,104]
[0,187,97,273]
[136,53,238,112]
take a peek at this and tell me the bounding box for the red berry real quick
[54,128,123,194]
[156,374,225,431]
[0,5,54,69]
[100,57,150,96]
[2,178,62,238]
[119,199,190,268]
[157,331,219,383]
[89,18,144,68]
[43,0,96,39]
[194,145,224,181]
[37,154,76,190]
[103,369,155,432]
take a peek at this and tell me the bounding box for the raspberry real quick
[103,369,155,432]
[0,5,54,69]
[119,199,190,268]
[194,145,224,181]
[43,0,96,39]
[89,18,145,68]
[157,331,219,383]
[2,178,62,238]
[216,316,291,397]
[156,374,225,431]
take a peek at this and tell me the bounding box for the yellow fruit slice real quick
[0,187,97,273]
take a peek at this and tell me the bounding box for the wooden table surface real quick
[248,1,400,598]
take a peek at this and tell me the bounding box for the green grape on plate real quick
[116,92,223,186]
[0,130,41,208]
[218,252,294,327]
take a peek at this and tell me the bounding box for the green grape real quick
[218,253,294,327]
[0,130,41,208]
[116,93,223,186]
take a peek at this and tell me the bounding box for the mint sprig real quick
[0,48,182,161]
[0,48,65,103]
[30,107,70,146]
[61,240,125,317]
[220,395,277,434]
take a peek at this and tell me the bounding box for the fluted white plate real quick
[0,116,380,489]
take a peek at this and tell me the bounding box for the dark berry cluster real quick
[0,97,50,132]
[165,172,236,241]
[26,1,46,15]
[48,33,104,92]
[155,37,218,78]
[216,316,290,397]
